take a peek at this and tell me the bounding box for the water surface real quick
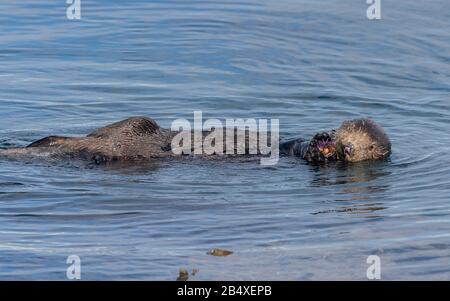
[0,0,449,280]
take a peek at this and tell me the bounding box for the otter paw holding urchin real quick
[303,132,337,163]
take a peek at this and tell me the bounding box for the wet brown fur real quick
[25,117,175,162]
[335,118,391,162]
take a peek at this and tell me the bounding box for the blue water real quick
[0,0,449,280]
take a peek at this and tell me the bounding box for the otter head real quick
[335,118,391,162]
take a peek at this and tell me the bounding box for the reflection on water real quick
[309,162,390,217]
[0,0,450,280]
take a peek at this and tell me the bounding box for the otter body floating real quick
[0,117,390,164]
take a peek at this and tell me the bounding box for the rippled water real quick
[0,0,449,280]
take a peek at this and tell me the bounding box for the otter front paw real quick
[304,132,337,163]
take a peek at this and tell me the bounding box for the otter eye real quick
[369,144,375,150]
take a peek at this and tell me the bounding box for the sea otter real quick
[280,118,391,163]
[0,117,391,164]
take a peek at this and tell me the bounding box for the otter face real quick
[335,118,391,162]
